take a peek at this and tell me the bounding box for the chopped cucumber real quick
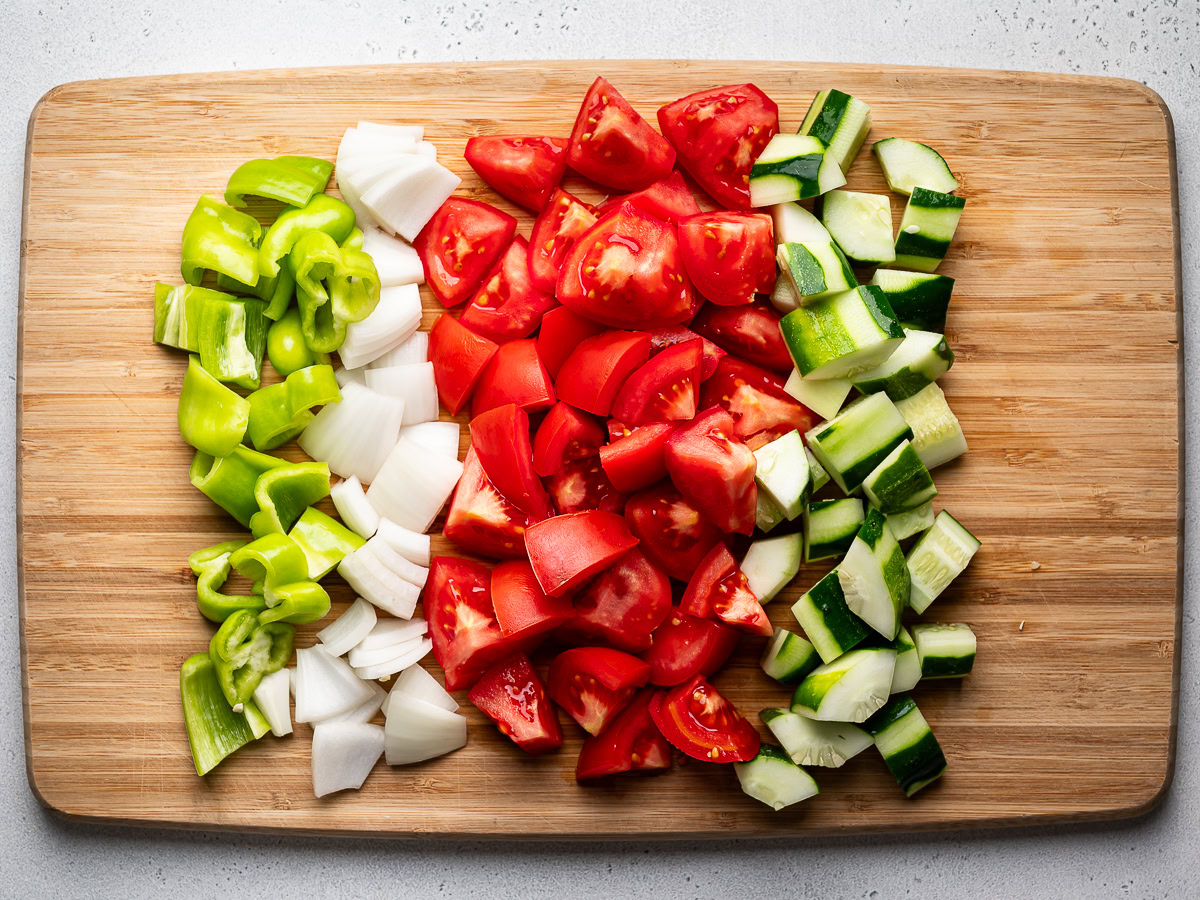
[790,569,870,663]
[872,138,959,195]
[821,190,895,265]
[791,647,896,723]
[771,201,831,244]
[756,491,786,533]
[871,624,922,693]
[734,744,820,811]
[761,707,873,768]
[893,382,967,470]
[862,440,938,515]
[907,510,980,613]
[743,533,803,604]
[803,498,865,562]
[912,622,977,679]
[769,272,801,314]
[784,369,854,421]
[798,89,872,174]
[805,392,912,493]
[869,269,955,332]
[894,187,965,273]
[777,241,858,305]
[851,329,954,401]
[750,135,845,206]
[806,447,830,493]
[885,501,935,541]
[754,430,810,520]
[760,627,821,684]
[780,286,905,381]
[838,508,910,640]
[865,694,947,796]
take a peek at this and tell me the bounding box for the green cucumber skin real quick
[751,153,823,188]
[802,89,852,146]
[921,653,976,679]
[865,443,938,514]
[909,187,966,211]
[791,570,870,663]
[870,270,954,332]
[785,243,827,296]
[804,498,865,561]
[761,629,821,684]
[894,230,950,262]
[853,335,955,402]
[780,286,904,380]
[866,694,947,796]
[808,393,913,494]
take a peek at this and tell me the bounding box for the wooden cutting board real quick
[18,61,1181,837]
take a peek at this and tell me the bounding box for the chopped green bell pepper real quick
[289,506,365,579]
[208,609,294,707]
[248,461,331,537]
[245,364,340,451]
[341,226,365,250]
[277,155,334,190]
[229,533,331,624]
[190,445,285,527]
[258,193,356,280]
[180,652,265,776]
[224,155,333,208]
[181,194,262,287]
[266,307,317,376]
[197,293,268,390]
[290,232,382,353]
[153,283,222,351]
[188,540,266,622]
[217,267,296,322]
[256,578,331,625]
[178,355,250,458]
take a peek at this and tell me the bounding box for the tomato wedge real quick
[657,83,779,210]
[611,339,701,425]
[567,76,675,191]
[624,483,724,582]
[428,313,499,415]
[598,422,674,494]
[469,403,553,520]
[648,325,726,382]
[555,548,672,653]
[548,647,651,736]
[491,559,574,640]
[556,202,696,330]
[650,675,760,762]
[471,338,556,418]
[679,543,772,636]
[525,510,638,598]
[543,455,625,516]
[443,446,531,559]
[459,236,558,343]
[690,298,793,373]
[426,556,522,692]
[678,211,776,307]
[469,653,563,755]
[699,356,818,451]
[664,406,757,536]
[555,329,651,417]
[536,305,607,379]
[593,171,700,225]
[641,610,741,686]
[532,402,605,477]
[464,135,568,212]
[576,689,671,780]
[414,197,517,307]
[528,188,598,295]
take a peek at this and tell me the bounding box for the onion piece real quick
[356,121,424,141]
[364,535,430,588]
[316,597,378,657]
[384,693,468,765]
[367,436,464,532]
[320,680,386,725]
[353,637,433,681]
[311,720,385,798]
[334,366,365,388]
[329,475,381,539]
[337,284,422,369]
[288,667,296,696]
[337,547,421,618]
[294,646,377,723]
[382,664,458,718]
[416,141,437,159]
[368,331,428,369]
[361,228,425,288]
[398,421,460,460]
[364,362,438,425]
[298,381,404,483]
[338,127,419,165]
[361,155,461,242]
[349,633,427,668]
[355,617,429,652]
[375,518,431,566]
[251,668,293,737]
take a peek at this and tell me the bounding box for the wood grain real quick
[18,61,1181,837]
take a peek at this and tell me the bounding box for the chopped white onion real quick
[384,693,468,765]
[356,121,424,141]
[398,421,460,460]
[364,534,429,588]
[364,362,439,425]
[294,646,377,723]
[382,664,458,718]
[416,141,437,159]
[366,436,464,532]
[349,633,427,669]
[337,284,422,369]
[334,366,365,388]
[288,666,296,696]
[311,720,385,798]
[329,475,381,539]
[355,617,429,652]
[320,680,386,725]
[353,637,433,681]
[361,155,461,242]
[337,547,421,618]
[375,518,431,566]
[298,381,404,483]
[369,331,428,369]
[338,127,419,165]
[316,597,378,658]
[251,668,292,737]
[361,228,425,288]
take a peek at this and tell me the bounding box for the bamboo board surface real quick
[18,61,1181,837]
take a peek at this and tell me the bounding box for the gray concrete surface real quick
[2,0,1196,897]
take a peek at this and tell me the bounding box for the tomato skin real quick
[611,338,701,425]
[679,543,772,636]
[650,675,761,763]
[556,202,696,330]
[690,298,793,373]
[543,455,625,516]
[575,689,671,780]
[567,76,676,191]
[464,135,568,212]
[699,356,818,451]
[525,510,639,598]
[536,306,607,380]
[623,483,724,582]
[555,329,651,417]
[531,402,605,477]
[598,422,674,495]
[469,403,553,520]
[664,406,758,536]
[648,325,726,381]
[528,188,598,295]
[469,653,563,755]
[459,236,558,343]
[657,83,779,210]
[428,313,499,416]
[593,170,700,225]
[641,610,741,686]
[471,339,556,418]
[443,446,531,559]
[555,548,672,653]
[490,560,574,640]
[548,647,651,736]
[414,197,518,307]
[678,211,776,307]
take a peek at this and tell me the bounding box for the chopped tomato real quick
[679,543,772,636]
[526,510,639,598]
[443,446,531,559]
[554,329,651,417]
[543,455,625,516]
[536,305,607,379]
[471,338,556,418]
[664,406,757,536]
[699,356,818,450]
[528,188,598,295]
[593,171,701,224]
[576,689,671,780]
[648,325,726,381]
[531,402,605,477]
[490,560,574,640]
[631,727,673,771]
[464,135,568,212]
[428,313,498,415]
[459,236,558,343]
[469,403,553,520]
[556,202,696,330]
[641,610,741,686]
[657,83,779,210]
[425,556,522,692]
[678,211,776,307]
[624,483,723,582]
[607,419,634,442]
[650,675,760,762]
[611,339,701,425]
[690,298,793,373]
[413,197,517,307]
[567,76,675,191]
[469,653,562,755]
[555,548,672,653]
[548,647,651,736]
[598,422,674,495]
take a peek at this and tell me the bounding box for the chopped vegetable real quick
[178,355,250,457]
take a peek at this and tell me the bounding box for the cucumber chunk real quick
[865,693,947,796]
[760,627,821,684]
[769,272,801,315]
[821,190,895,265]
[804,497,865,562]
[743,533,803,604]
[912,622,977,678]
[750,135,845,207]
[852,329,954,401]
[791,647,897,723]
[837,508,910,640]
[806,447,830,493]
[894,187,965,273]
[885,501,935,541]
[781,286,905,381]
[734,744,820,811]
[761,707,873,768]
[869,269,955,332]
[799,89,872,174]
[868,623,922,693]
[790,568,870,663]
[805,392,912,493]
[778,241,858,306]
[907,510,981,613]
[754,430,810,520]
[893,382,967,470]
[756,491,786,533]
[872,138,959,195]
[784,369,853,421]
[862,440,938,515]
[771,201,832,244]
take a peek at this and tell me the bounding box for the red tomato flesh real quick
[469,653,563,755]
[623,483,724,582]
[536,305,607,379]
[598,422,674,495]
[641,610,741,686]
[650,675,760,762]
[490,559,574,641]
[548,647,651,736]
[443,446,531,559]
[690,298,793,373]
[567,76,675,191]
[469,403,553,520]
[459,236,558,343]
[575,688,671,780]
[543,455,625,516]
[679,542,772,636]
[525,510,639,598]
[554,329,651,417]
[611,338,701,425]
[414,197,517,307]
[464,135,568,212]
[471,338,556,418]
[593,170,700,225]
[428,313,498,416]
[678,211,776,307]
[648,325,726,381]
[531,402,605,477]
[528,188,598,295]
[664,406,757,536]
[555,548,672,653]
[699,356,818,451]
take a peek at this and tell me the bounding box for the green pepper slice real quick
[181,194,262,287]
[178,355,250,458]
[189,445,285,527]
[188,540,265,623]
[258,193,356,280]
[180,653,262,776]
[224,156,332,208]
[208,609,294,707]
[245,364,340,451]
[248,461,331,537]
[288,507,365,579]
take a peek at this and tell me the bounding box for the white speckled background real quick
[3,1,1196,897]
